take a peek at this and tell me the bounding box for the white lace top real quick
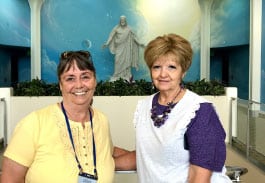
[134,90,232,183]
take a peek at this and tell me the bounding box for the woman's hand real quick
[113,146,136,171]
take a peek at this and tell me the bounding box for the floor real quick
[232,137,265,170]
[0,144,4,182]
[0,141,4,167]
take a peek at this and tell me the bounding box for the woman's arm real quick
[1,157,28,183]
[188,164,212,183]
[186,103,227,183]
[113,146,136,171]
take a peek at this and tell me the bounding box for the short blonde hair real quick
[144,33,193,73]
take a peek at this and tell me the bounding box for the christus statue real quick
[102,15,144,82]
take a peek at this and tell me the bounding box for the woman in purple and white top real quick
[133,34,232,182]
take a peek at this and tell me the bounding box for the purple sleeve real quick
[185,103,226,172]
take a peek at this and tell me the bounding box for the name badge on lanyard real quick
[78,172,97,183]
[62,102,98,183]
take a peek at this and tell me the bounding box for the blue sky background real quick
[0,0,250,82]
[210,0,249,47]
[39,0,202,83]
[0,0,30,47]
[1,0,260,101]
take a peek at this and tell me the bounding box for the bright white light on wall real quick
[136,0,201,40]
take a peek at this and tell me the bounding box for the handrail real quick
[0,97,7,147]
[232,98,265,171]
[229,97,237,145]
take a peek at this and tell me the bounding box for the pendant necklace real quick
[151,86,183,128]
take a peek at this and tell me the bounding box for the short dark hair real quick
[57,50,96,81]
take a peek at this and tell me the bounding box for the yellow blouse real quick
[4,104,115,183]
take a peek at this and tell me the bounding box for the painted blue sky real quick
[40,0,202,83]
[0,0,253,84]
[0,1,30,47]
[210,0,249,47]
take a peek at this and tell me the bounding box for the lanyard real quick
[61,102,97,178]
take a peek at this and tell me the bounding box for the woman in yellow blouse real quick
[1,50,135,183]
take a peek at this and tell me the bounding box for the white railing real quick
[0,97,7,146]
[231,98,265,171]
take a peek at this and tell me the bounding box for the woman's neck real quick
[60,102,90,123]
[159,88,186,105]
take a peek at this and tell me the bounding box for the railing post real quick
[0,98,7,147]
[229,97,237,145]
[225,87,238,144]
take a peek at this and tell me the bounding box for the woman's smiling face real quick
[59,60,96,106]
[151,53,184,93]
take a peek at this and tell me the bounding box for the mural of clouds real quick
[136,0,201,41]
[40,0,201,82]
[1,0,263,102]
[0,1,30,47]
[0,0,253,94]
[41,50,57,83]
[210,0,249,47]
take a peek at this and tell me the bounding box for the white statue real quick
[102,15,144,82]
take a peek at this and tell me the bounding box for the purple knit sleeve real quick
[185,103,226,172]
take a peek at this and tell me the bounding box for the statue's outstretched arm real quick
[102,26,118,49]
